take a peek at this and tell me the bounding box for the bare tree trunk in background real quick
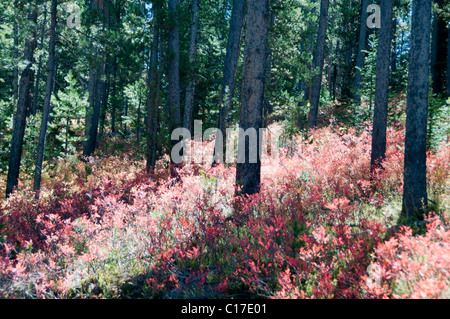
[32,3,48,115]
[213,0,246,164]
[307,0,329,128]
[110,58,118,133]
[119,80,124,131]
[296,0,317,129]
[146,0,161,173]
[99,66,110,137]
[100,6,112,139]
[401,0,432,219]
[33,0,57,194]
[183,0,200,132]
[137,85,142,146]
[263,8,275,127]
[167,0,182,175]
[83,0,108,157]
[447,21,450,98]
[353,0,369,104]
[235,0,270,196]
[110,4,121,134]
[12,0,19,104]
[84,0,99,157]
[430,0,448,96]
[84,61,104,157]
[167,0,181,131]
[84,59,97,156]
[6,2,38,197]
[153,30,164,168]
[390,17,397,90]
[124,97,128,134]
[370,0,394,173]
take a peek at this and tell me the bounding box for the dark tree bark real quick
[167,0,182,174]
[447,21,450,98]
[84,61,104,157]
[119,81,124,131]
[33,0,57,194]
[167,0,181,131]
[353,0,369,104]
[213,0,246,164]
[297,1,317,128]
[6,3,38,197]
[99,66,110,137]
[235,0,270,196]
[146,0,161,172]
[110,4,121,134]
[84,60,98,156]
[83,0,107,157]
[370,0,394,173]
[32,4,48,115]
[12,0,19,104]
[326,0,337,95]
[328,38,339,103]
[401,0,432,219]
[110,57,118,133]
[124,97,128,134]
[263,8,275,126]
[307,0,329,128]
[390,17,397,82]
[100,10,112,138]
[136,85,142,146]
[430,0,448,95]
[183,0,200,132]
[153,31,164,168]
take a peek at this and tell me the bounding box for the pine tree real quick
[236,0,271,196]
[33,0,58,194]
[402,0,432,219]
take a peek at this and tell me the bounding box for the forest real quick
[0,0,449,300]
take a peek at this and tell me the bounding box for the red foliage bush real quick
[361,213,450,299]
[0,124,448,299]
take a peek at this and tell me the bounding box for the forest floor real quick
[0,103,449,299]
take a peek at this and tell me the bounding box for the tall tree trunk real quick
[12,0,19,104]
[353,0,369,104]
[137,85,142,146]
[235,0,270,196]
[5,2,38,197]
[84,62,97,155]
[296,1,317,129]
[183,0,200,132]
[213,0,246,164]
[167,0,181,131]
[146,0,161,172]
[370,0,394,173]
[326,0,337,95]
[32,4,48,115]
[401,0,432,219]
[430,0,447,95]
[330,39,339,103]
[167,0,181,173]
[447,21,450,98]
[99,68,110,137]
[124,97,128,134]
[390,17,397,89]
[110,3,121,134]
[263,8,275,127]
[33,0,57,194]
[84,61,104,157]
[110,58,118,133]
[153,30,164,168]
[307,0,329,128]
[83,0,106,157]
